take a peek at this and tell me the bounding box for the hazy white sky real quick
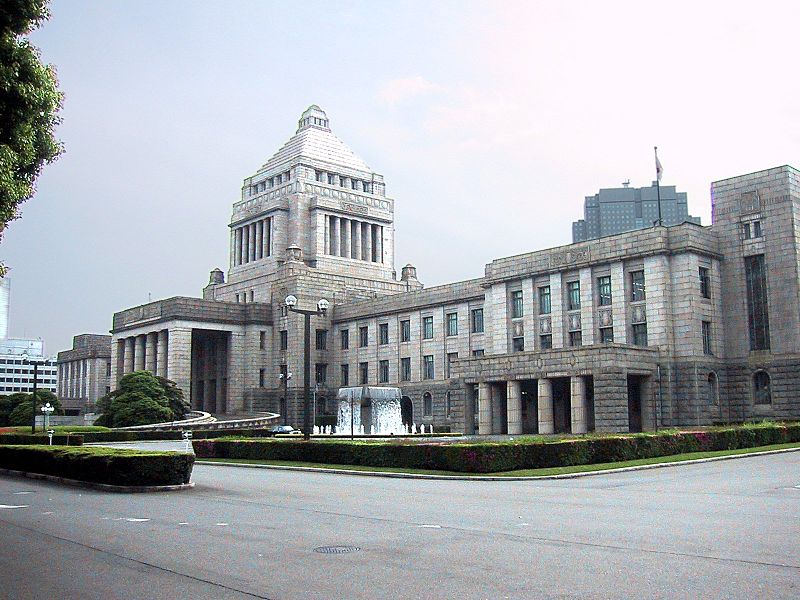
[3,0,798,354]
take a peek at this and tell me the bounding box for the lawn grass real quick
[197,441,800,477]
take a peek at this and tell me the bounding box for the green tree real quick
[0,0,63,264]
[96,371,188,428]
[7,390,61,426]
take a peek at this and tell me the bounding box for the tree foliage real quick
[96,371,189,428]
[1,389,61,426]
[0,0,63,256]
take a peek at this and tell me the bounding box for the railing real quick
[113,412,280,432]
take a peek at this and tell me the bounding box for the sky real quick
[2,0,799,355]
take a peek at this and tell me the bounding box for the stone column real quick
[235,228,242,266]
[331,217,340,256]
[249,223,257,262]
[124,337,135,374]
[538,378,554,434]
[570,376,587,434]
[478,382,492,435]
[506,380,522,434]
[157,330,169,378]
[255,220,263,260]
[342,218,351,258]
[353,220,362,260]
[135,335,146,371]
[242,225,250,264]
[145,332,156,373]
[166,327,192,400]
[364,222,373,262]
[264,218,272,257]
[375,225,383,263]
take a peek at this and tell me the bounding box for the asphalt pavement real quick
[0,450,798,599]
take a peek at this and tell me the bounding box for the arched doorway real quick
[401,396,413,428]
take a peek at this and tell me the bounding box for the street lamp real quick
[284,295,329,440]
[21,352,38,434]
[41,402,55,431]
[278,370,292,425]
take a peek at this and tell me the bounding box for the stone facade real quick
[108,106,800,433]
[56,334,112,414]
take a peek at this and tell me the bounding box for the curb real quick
[0,468,195,493]
[195,446,800,481]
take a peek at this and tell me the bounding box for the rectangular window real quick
[423,394,432,417]
[359,362,368,385]
[379,323,389,345]
[279,330,288,351]
[422,316,434,340]
[743,222,751,239]
[315,329,327,351]
[599,327,614,343]
[630,270,646,302]
[699,267,711,299]
[512,337,525,352]
[567,281,581,310]
[753,220,762,237]
[423,355,435,380]
[597,276,612,306]
[569,330,582,347]
[340,364,349,386]
[340,329,349,350]
[471,308,484,333]
[511,290,524,318]
[632,323,648,347]
[259,331,266,350]
[744,254,770,350]
[400,357,411,382]
[259,368,265,388]
[540,334,552,349]
[315,363,327,384]
[702,321,712,355]
[472,349,485,357]
[446,352,458,378]
[446,312,458,336]
[379,360,389,383]
[359,326,369,347]
[538,286,551,314]
[400,319,411,342]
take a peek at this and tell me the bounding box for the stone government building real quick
[109,105,800,434]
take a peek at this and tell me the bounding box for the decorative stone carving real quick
[549,247,590,268]
[599,309,613,327]
[568,313,581,332]
[631,304,647,324]
[512,322,524,337]
[539,317,551,334]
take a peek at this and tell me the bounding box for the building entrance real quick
[552,377,571,433]
[401,396,413,429]
[627,375,643,433]
[520,380,538,434]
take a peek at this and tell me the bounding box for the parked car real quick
[268,425,300,435]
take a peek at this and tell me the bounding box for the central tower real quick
[224,105,396,290]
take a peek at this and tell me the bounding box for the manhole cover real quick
[314,545,361,554]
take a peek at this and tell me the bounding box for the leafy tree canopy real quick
[96,371,189,428]
[0,389,60,426]
[0,0,63,263]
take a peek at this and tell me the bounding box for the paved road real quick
[1,452,799,599]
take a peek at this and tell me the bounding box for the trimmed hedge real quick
[0,445,194,486]
[0,433,84,446]
[74,428,282,443]
[192,422,800,473]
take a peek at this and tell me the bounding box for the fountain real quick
[336,386,407,436]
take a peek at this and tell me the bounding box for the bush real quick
[0,445,193,486]
[1,391,62,426]
[97,371,189,427]
[192,422,800,473]
[0,433,83,446]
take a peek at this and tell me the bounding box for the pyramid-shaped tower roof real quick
[257,105,373,176]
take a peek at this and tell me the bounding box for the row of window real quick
[235,290,255,303]
[742,220,763,240]
[247,171,291,196]
[0,377,57,384]
[315,171,373,193]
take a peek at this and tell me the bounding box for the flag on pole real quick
[655,147,663,182]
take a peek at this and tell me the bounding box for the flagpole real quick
[655,146,662,227]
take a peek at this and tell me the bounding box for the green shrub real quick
[193,422,800,473]
[0,445,193,486]
[0,433,83,446]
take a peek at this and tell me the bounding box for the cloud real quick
[376,76,444,106]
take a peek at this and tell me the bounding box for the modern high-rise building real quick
[572,182,700,242]
[106,105,800,434]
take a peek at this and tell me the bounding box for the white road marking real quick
[41,512,53,515]
[178,522,189,525]
[215,522,228,526]
[13,491,34,495]
[417,524,441,528]
[0,505,28,509]
[125,518,150,522]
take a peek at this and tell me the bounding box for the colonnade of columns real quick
[477,376,589,435]
[326,215,383,263]
[116,330,169,382]
[233,217,272,266]
[316,170,372,193]
[60,359,90,399]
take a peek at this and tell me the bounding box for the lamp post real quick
[284,295,329,440]
[278,370,292,425]
[41,402,54,431]
[21,352,38,433]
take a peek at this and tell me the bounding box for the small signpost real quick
[182,430,193,452]
[47,429,54,446]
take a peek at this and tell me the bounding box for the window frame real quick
[699,267,711,300]
[471,308,484,333]
[597,275,612,306]
[359,326,369,348]
[400,319,411,343]
[511,290,524,319]
[567,281,581,311]
[422,316,434,340]
[538,285,551,314]
[378,360,389,383]
[423,354,435,380]
[378,323,389,345]
[630,270,646,302]
[446,312,458,337]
